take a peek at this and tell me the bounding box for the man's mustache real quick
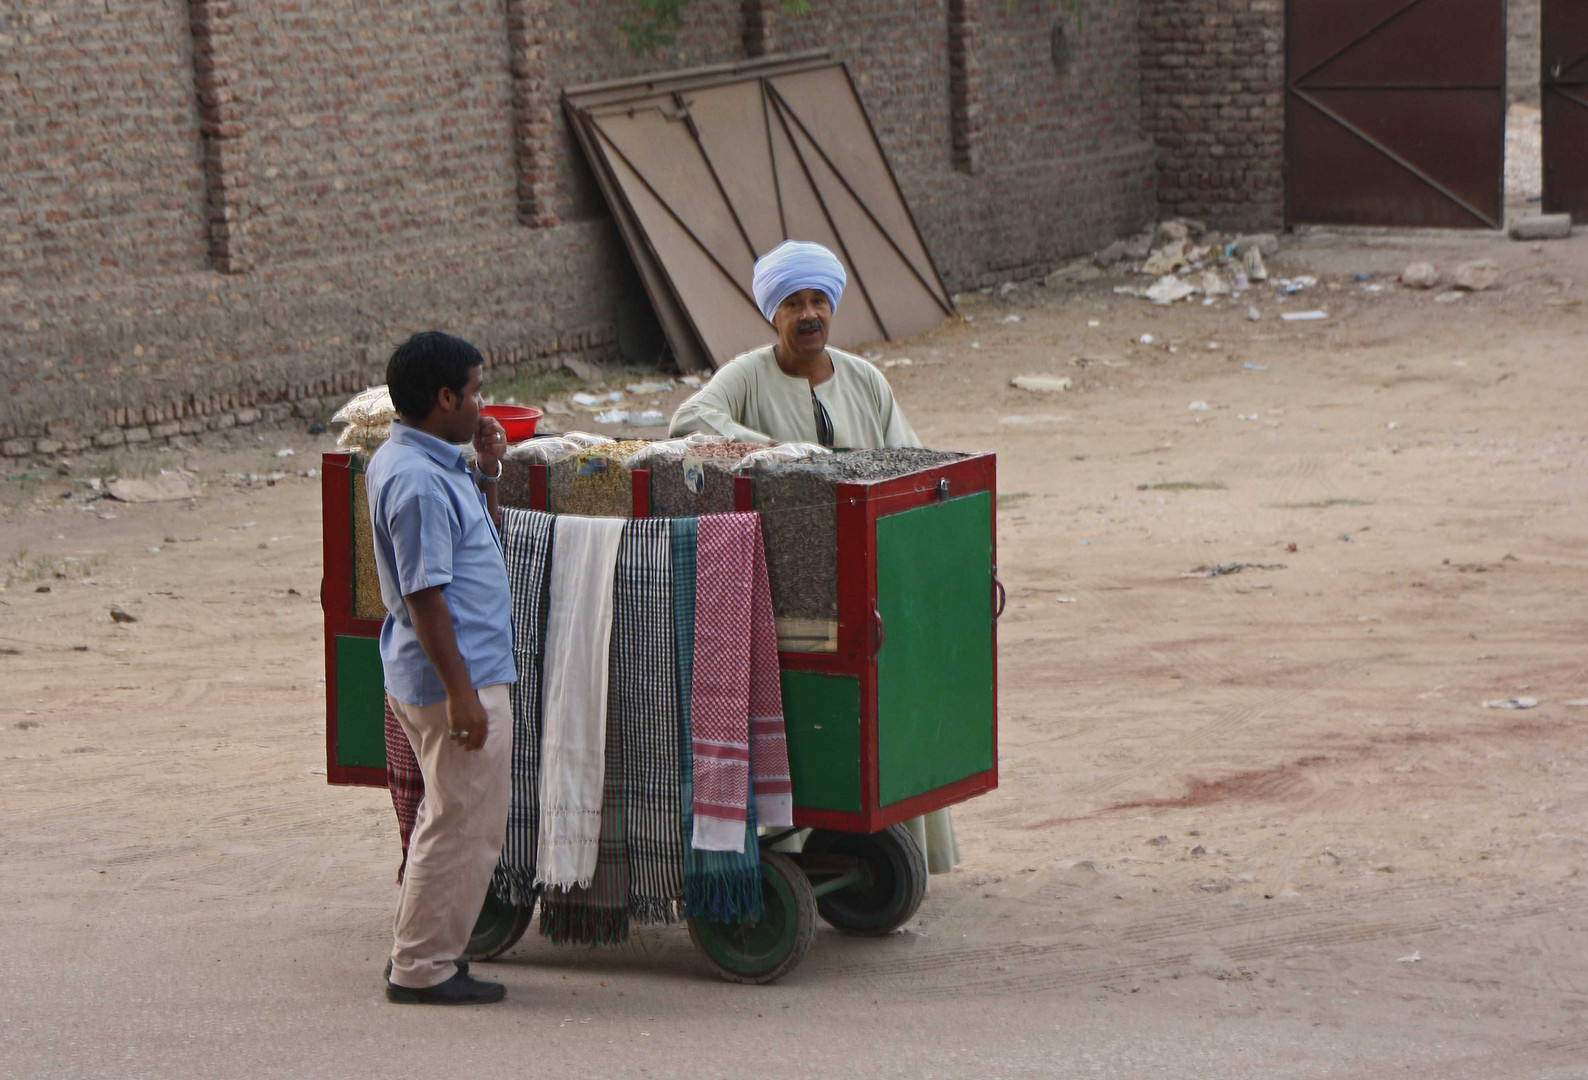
[796,319,823,333]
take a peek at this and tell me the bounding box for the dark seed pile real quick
[497,458,537,510]
[752,448,966,621]
[649,458,738,518]
[645,440,769,519]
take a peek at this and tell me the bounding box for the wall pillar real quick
[744,0,779,56]
[187,0,250,273]
[506,0,559,228]
[949,0,984,175]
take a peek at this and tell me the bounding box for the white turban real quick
[750,240,847,323]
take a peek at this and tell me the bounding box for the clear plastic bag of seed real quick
[734,442,832,472]
[506,436,582,464]
[332,386,396,428]
[622,434,730,468]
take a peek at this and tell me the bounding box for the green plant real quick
[622,0,810,55]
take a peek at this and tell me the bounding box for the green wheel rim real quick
[465,890,529,959]
[691,863,800,978]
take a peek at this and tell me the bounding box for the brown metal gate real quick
[1286,0,1506,229]
[1543,1,1588,223]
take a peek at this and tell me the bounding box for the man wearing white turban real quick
[668,240,958,876]
[668,240,920,449]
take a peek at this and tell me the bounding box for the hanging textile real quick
[671,517,762,922]
[535,515,626,890]
[490,508,556,907]
[538,694,629,945]
[690,512,793,852]
[384,697,424,884]
[610,519,687,924]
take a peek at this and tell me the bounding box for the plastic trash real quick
[1146,276,1197,304]
[1281,310,1328,321]
[1010,374,1073,393]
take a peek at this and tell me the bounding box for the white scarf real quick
[534,515,626,890]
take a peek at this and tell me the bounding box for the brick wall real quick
[2,0,1161,451]
[1138,0,1284,232]
[1,2,209,286]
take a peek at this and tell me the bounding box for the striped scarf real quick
[691,513,794,851]
[612,519,686,925]
[671,517,763,922]
[490,508,555,908]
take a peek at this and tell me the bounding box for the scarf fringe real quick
[539,902,630,946]
[628,896,684,926]
[686,869,764,924]
[491,867,541,910]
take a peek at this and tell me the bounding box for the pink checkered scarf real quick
[691,513,793,851]
[384,697,424,883]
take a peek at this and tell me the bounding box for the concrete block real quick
[2,438,31,457]
[123,426,151,444]
[234,407,261,425]
[1510,214,1572,240]
[93,429,126,448]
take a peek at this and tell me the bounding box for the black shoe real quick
[384,958,468,981]
[385,970,505,1005]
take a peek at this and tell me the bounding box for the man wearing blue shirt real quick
[365,332,516,1005]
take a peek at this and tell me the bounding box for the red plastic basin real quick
[481,404,543,444]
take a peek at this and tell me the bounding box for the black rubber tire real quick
[687,851,816,985]
[461,890,534,962]
[803,823,927,937]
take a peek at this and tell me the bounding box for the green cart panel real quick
[874,492,995,806]
[781,671,862,813]
[334,635,387,769]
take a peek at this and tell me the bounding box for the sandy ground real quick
[4,225,1588,1080]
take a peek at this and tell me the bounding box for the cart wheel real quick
[803,824,926,937]
[461,890,534,962]
[687,851,815,984]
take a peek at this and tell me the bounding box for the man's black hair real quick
[385,332,484,421]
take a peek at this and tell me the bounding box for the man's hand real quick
[473,415,508,475]
[446,689,489,752]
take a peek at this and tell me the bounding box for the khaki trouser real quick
[386,684,512,989]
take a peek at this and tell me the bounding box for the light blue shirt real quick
[364,423,516,706]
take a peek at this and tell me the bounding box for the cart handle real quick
[992,574,1006,620]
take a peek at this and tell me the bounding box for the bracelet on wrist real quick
[475,458,503,483]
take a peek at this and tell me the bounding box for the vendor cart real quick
[321,447,999,983]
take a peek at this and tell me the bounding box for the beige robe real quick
[668,345,921,448]
[673,343,957,873]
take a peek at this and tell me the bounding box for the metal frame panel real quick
[1543,0,1588,222]
[563,54,954,371]
[1285,0,1506,229]
[321,451,386,789]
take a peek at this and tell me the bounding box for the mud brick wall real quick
[1138,0,1285,231]
[2,0,1163,452]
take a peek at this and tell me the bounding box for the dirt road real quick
[3,227,1587,1079]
